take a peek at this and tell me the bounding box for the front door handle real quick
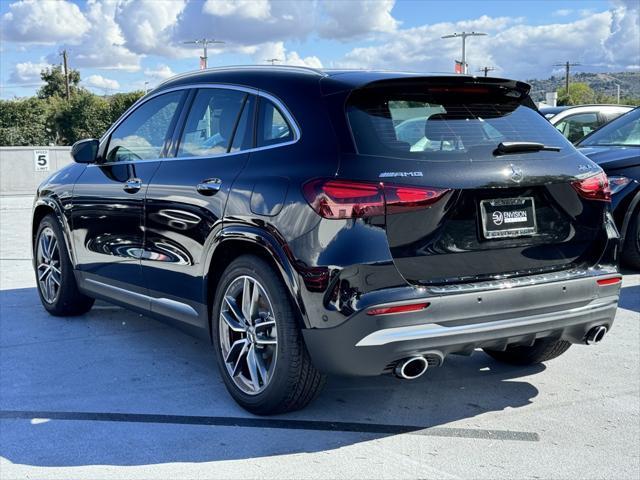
[196,178,222,196]
[123,178,142,193]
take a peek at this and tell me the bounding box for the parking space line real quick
[0,410,539,441]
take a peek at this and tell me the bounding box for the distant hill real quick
[526,72,640,104]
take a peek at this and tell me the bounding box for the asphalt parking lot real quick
[0,194,639,480]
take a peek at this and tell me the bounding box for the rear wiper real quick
[494,141,561,156]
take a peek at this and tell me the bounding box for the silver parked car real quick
[550,105,633,143]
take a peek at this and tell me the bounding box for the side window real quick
[178,89,247,157]
[106,91,183,162]
[555,113,599,143]
[257,98,294,147]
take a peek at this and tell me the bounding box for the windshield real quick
[578,108,640,147]
[347,85,571,160]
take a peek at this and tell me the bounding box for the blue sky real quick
[1,0,638,99]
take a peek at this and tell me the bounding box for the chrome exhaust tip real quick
[585,325,608,345]
[394,356,428,380]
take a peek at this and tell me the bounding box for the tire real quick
[212,255,326,415]
[34,214,94,316]
[622,210,640,271]
[483,338,572,366]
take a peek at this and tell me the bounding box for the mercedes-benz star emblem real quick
[510,164,524,183]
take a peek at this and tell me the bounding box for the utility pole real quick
[144,81,149,94]
[183,38,225,69]
[553,61,580,95]
[441,32,487,74]
[61,49,70,101]
[616,84,621,104]
[478,66,495,77]
[265,58,281,66]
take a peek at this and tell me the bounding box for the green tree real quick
[557,82,596,106]
[0,97,56,145]
[37,65,82,99]
[53,91,112,144]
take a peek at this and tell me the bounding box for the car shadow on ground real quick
[619,284,640,313]
[0,287,544,467]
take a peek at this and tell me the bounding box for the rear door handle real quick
[123,178,142,193]
[196,178,222,196]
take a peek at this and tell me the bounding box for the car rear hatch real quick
[334,77,612,286]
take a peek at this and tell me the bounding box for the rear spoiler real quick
[322,75,531,99]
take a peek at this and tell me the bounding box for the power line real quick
[553,61,581,94]
[478,66,495,77]
[183,38,225,69]
[441,32,487,74]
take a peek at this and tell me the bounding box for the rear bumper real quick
[302,270,621,376]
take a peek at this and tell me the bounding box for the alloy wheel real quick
[218,275,278,395]
[36,227,62,304]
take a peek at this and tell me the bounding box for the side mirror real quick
[71,138,99,164]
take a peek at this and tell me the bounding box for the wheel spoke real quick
[250,282,260,321]
[225,339,247,364]
[231,342,249,377]
[255,319,276,330]
[46,275,54,301]
[241,277,252,323]
[253,347,269,384]
[224,296,244,323]
[39,234,50,262]
[246,345,261,391]
[50,271,61,286]
[50,263,61,276]
[221,311,246,333]
[47,236,57,259]
[38,264,50,281]
[255,336,277,346]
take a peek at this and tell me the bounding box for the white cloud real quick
[252,42,323,68]
[8,61,49,83]
[320,0,399,39]
[552,9,573,17]
[204,0,271,20]
[53,0,140,72]
[0,0,90,44]
[338,9,640,80]
[144,64,176,80]
[114,0,188,57]
[85,74,120,90]
[170,0,314,48]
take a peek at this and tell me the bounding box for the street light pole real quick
[183,38,225,69]
[441,32,487,74]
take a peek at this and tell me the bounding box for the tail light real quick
[571,172,611,201]
[303,179,449,219]
[597,276,621,286]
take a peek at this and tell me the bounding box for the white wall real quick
[0,147,73,195]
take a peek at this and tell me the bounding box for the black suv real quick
[33,67,621,414]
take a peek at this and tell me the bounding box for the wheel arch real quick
[204,225,309,343]
[32,197,77,268]
[619,189,640,246]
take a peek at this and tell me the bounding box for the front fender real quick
[32,195,77,268]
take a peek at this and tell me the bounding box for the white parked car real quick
[550,105,633,143]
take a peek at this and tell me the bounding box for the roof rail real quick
[155,64,327,89]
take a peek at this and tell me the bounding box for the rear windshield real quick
[346,85,571,160]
